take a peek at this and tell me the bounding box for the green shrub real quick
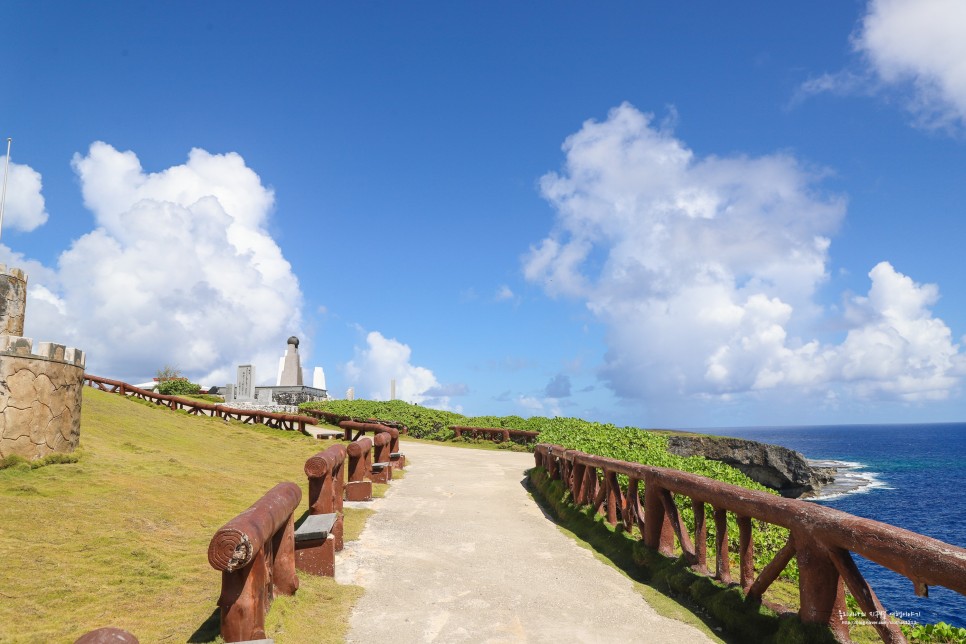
[903,622,966,643]
[158,379,201,396]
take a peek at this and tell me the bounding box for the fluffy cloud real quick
[344,330,458,409]
[836,262,962,400]
[0,157,49,233]
[855,0,966,127]
[802,0,966,129]
[21,142,302,385]
[526,103,963,405]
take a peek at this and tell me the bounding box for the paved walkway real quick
[336,441,714,643]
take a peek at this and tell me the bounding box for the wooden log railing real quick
[303,408,349,427]
[339,420,406,471]
[534,443,966,644]
[450,425,541,444]
[370,432,393,483]
[296,444,347,577]
[338,419,392,442]
[301,409,409,435]
[346,437,374,501]
[84,374,319,433]
[207,482,301,643]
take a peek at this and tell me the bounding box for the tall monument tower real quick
[278,336,303,386]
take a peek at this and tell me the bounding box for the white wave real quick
[809,459,864,469]
[807,464,894,502]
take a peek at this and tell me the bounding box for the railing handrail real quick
[84,374,318,428]
[302,408,409,434]
[538,443,966,596]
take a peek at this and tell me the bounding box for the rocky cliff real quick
[666,434,835,498]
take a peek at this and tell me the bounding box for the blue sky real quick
[2,1,966,428]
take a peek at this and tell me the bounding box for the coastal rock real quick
[666,435,835,498]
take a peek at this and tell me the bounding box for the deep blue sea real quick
[699,423,966,629]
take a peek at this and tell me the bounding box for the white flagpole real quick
[0,137,11,243]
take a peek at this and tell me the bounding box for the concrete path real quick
[337,441,714,644]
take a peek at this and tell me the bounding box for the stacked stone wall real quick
[0,264,86,461]
[0,264,27,336]
[0,336,86,460]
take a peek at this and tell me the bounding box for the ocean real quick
[700,423,966,629]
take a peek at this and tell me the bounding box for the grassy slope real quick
[0,389,362,643]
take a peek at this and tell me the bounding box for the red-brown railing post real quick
[371,432,393,483]
[796,533,849,642]
[604,470,620,526]
[827,546,906,643]
[624,478,644,534]
[693,499,708,574]
[738,515,755,593]
[207,482,301,643]
[713,507,731,584]
[273,513,298,595]
[571,460,585,503]
[305,444,347,550]
[643,474,675,556]
[346,438,373,501]
[581,465,598,507]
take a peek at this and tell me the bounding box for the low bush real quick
[158,378,201,396]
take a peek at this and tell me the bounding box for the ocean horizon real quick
[693,422,966,629]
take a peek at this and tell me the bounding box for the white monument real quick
[313,366,326,390]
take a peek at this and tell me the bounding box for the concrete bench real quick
[294,513,337,577]
[295,512,337,541]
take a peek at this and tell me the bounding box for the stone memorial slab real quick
[236,365,255,401]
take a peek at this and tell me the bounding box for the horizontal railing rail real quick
[449,425,540,443]
[84,374,319,433]
[534,443,966,643]
[301,408,409,435]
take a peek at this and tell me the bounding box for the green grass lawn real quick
[0,388,365,643]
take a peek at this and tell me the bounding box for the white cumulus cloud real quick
[836,262,963,400]
[21,142,302,385]
[855,0,966,128]
[0,157,49,233]
[526,103,964,405]
[802,0,966,130]
[344,330,453,408]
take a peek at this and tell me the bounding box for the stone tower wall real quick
[0,336,86,460]
[0,265,86,461]
[0,264,27,336]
